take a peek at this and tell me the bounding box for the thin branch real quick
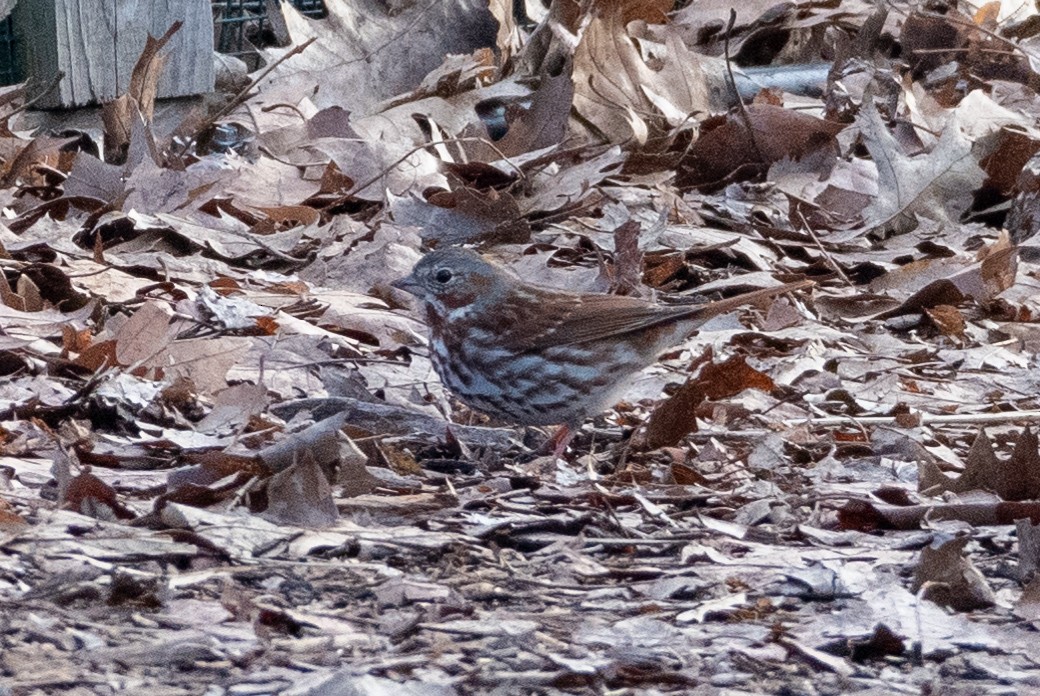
[797,209,853,287]
[331,136,527,204]
[5,71,65,120]
[785,410,1040,428]
[176,37,317,159]
[723,9,765,164]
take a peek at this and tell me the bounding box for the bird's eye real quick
[434,268,453,284]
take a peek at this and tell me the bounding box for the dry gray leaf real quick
[859,100,986,234]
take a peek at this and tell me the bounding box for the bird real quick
[392,247,811,457]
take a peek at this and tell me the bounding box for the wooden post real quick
[15,0,214,108]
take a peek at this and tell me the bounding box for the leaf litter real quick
[4,0,1040,693]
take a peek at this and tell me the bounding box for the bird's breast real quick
[427,320,644,426]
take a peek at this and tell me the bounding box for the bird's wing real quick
[519,280,813,349]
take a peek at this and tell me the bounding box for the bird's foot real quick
[538,424,576,462]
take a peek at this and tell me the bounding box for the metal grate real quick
[213,0,325,65]
[0,16,22,86]
[289,0,326,16]
[213,0,268,60]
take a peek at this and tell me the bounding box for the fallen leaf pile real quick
[3,0,1040,692]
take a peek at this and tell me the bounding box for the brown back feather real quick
[518,280,814,349]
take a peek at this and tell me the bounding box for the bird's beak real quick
[391,274,421,296]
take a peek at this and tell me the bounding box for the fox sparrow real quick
[393,248,811,455]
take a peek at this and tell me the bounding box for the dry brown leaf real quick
[1017,517,1040,583]
[488,60,574,158]
[163,337,252,394]
[128,22,182,123]
[0,496,28,532]
[263,451,339,528]
[488,0,524,59]
[838,498,1040,531]
[62,470,135,521]
[610,219,644,296]
[196,383,270,434]
[678,105,844,189]
[259,106,360,158]
[912,537,995,612]
[390,187,530,246]
[573,10,710,144]
[1013,575,1040,621]
[0,135,78,188]
[101,23,181,163]
[259,0,497,115]
[645,353,777,449]
[114,301,179,367]
[924,304,966,337]
[919,428,1040,501]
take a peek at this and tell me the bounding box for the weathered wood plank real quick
[16,0,214,108]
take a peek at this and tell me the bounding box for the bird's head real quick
[392,247,512,316]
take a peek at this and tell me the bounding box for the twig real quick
[214,37,317,123]
[332,136,527,203]
[723,10,765,164]
[918,8,1040,64]
[797,209,853,287]
[5,71,65,120]
[681,409,1040,437]
[260,102,309,121]
[784,410,1040,428]
[584,537,695,546]
[177,37,317,158]
[255,145,327,168]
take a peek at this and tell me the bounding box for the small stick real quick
[797,209,853,287]
[784,410,1040,428]
[723,10,765,164]
[175,37,317,159]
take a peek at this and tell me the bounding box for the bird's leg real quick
[540,424,576,461]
